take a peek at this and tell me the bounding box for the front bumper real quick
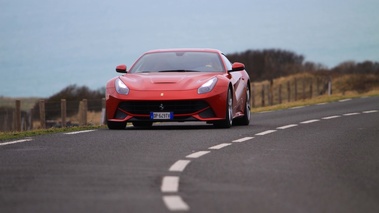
[106,89,227,122]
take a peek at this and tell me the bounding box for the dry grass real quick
[31,111,104,129]
[251,73,379,113]
[251,72,379,108]
[0,125,101,141]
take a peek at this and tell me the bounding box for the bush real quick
[334,74,379,94]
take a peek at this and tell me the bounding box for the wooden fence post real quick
[269,80,274,106]
[287,81,291,102]
[267,84,271,106]
[316,78,320,95]
[39,100,46,129]
[61,99,66,128]
[302,78,306,100]
[328,78,332,95]
[261,84,265,107]
[29,109,33,130]
[294,78,298,101]
[309,79,313,99]
[78,101,83,126]
[15,100,21,131]
[278,84,282,104]
[82,99,88,126]
[101,98,107,125]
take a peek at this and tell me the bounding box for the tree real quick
[226,49,305,81]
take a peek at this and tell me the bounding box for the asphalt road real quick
[1,96,378,213]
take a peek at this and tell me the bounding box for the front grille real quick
[118,100,209,115]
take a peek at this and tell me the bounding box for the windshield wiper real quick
[158,70,200,72]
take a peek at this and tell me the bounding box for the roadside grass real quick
[0,125,103,141]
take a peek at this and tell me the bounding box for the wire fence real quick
[0,98,106,132]
[251,76,332,107]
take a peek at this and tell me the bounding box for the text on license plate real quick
[150,112,174,120]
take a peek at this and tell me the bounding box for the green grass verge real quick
[0,126,103,141]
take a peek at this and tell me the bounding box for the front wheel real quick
[233,87,251,126]
[214,88,233,128]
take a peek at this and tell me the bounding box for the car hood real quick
[119,72,221,91]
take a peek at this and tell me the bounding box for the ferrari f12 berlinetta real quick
[105,48,251,129]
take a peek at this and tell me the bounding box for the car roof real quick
[145,48,223,54]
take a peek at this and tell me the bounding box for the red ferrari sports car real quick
[105,48,251,129]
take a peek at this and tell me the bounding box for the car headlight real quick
[198,77,218,94]
[115,78,129,95]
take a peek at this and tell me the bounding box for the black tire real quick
[132,121,153,128]
[214,88,233,128]
[107,120,127,130]
[233,87,251,126]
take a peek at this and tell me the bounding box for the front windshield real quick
[129,51,225,73]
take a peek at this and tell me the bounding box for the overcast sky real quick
[1,0,378,97]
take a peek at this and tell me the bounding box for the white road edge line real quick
[322,115,341,120]
[186,151,210,158]
[232,137,254,143]
[339,98,352,102]
[300,119,320,124]
[209,143,232,150]
[161,176,179,193]
[255,130,277,136]
[0,138,33,146]
[277,124,298,130]
[290,106,305,109]
[316,102,327,105]
[163,195,190,211]
[169,160,191,172]
[64,130,96,135]
[258,111,272,114]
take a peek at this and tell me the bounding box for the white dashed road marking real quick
[363,110,378,114]
[163,195,190,211]
[322,115,341,120]
[169,160,191,172]
[255,130,277,136]
[277,124,298,130]
[300,119,320,124]
[232,137,254,143]
[161,176,180,193]
[343,112,360,116]
[209,143,232,150]
[186,151,210,158]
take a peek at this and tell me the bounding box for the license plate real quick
[150,112,174,120]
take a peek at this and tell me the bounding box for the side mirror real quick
[116,64,127,73]
[230,62,245,72]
